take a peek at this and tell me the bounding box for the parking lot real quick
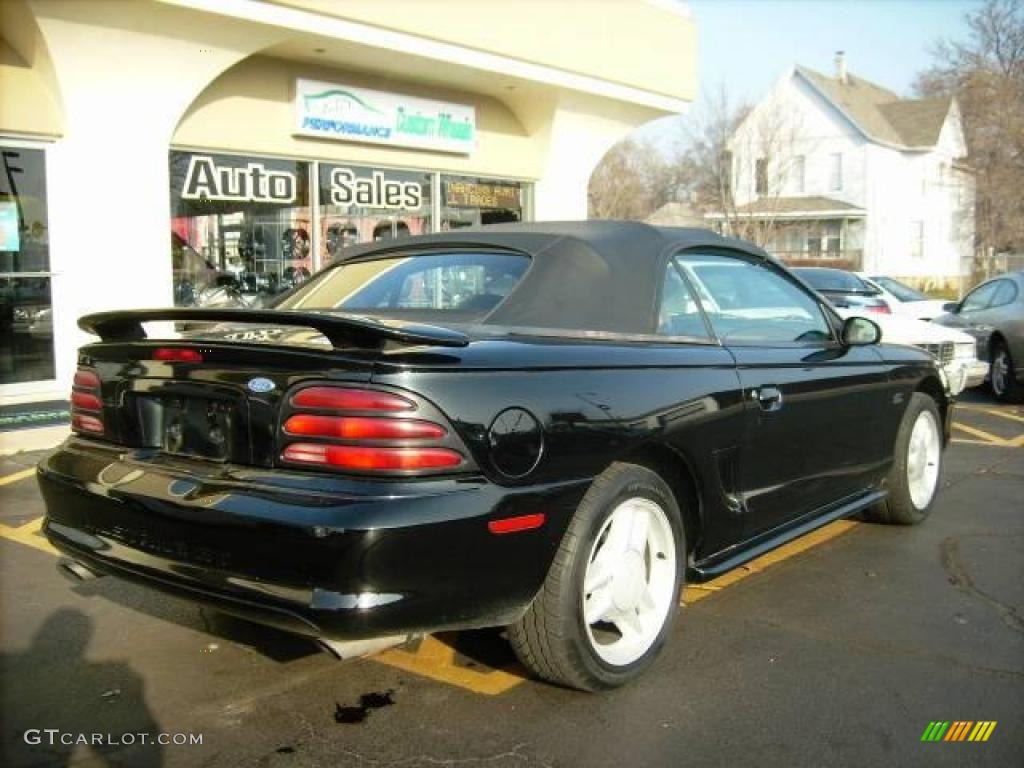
[1,393,1021,767]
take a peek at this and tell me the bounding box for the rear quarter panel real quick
[371,339,746,557]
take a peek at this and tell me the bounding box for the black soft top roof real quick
[331,221,771,335]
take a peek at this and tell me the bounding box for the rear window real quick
[794,269,874,294]
[871,276,926,302]
[276,251,529,319]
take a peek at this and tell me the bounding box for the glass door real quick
[0,143,55,386]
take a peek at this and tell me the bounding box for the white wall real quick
[731,69,973,282]
[730,71,867,207]
[863,102,971,281]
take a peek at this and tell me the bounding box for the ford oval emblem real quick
[247,377,275,394]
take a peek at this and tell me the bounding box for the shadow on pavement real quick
[66,576,321,664]
[0,608,163,767]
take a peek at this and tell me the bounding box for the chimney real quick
[835,51,847,83]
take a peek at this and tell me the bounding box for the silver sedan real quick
[933,272,1024,402]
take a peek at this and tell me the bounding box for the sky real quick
[640,0,983,147]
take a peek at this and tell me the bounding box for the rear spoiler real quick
[78,308,470,349]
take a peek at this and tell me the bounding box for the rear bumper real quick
[38,438,587,641]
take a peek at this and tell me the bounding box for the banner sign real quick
[294,79,476,155]
[444,180,521,209]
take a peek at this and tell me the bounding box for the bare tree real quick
[915,0,1024,260]
[588,138,680,221]
[676,83,808,249]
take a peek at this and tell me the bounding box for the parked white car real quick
[838,308,986,394]
[858,274,950,321]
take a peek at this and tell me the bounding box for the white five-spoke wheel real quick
[864,392,944,526]
[509,462,684,690]
[906,409,941,510]
[582,497,676,666]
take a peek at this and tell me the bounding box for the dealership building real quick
[0,0,695,450]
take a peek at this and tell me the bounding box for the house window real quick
[825,223,841,257]
[793,155,805,194]
[829,153,843,191]
[755,157,768,196]
[910,220,924,258]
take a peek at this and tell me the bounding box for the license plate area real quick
[132,387,245,462]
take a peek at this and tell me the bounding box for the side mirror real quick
[841,316,881,346]
[942,301,960,313]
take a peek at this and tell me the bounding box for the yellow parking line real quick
[683,519,858,604]
[375,637,527,696]
[0,467,35,486]
[951,438,1018,447]
[955,405,1024,424]
[0,512,861,695]
[952,422,1010,445]
[0,516,57,555]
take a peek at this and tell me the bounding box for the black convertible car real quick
[39,222,950,691]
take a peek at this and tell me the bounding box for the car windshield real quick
[871,276,927,302]
[274,251,530,321]
[793,268,875,294]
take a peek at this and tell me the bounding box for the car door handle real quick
[753,386,784,412]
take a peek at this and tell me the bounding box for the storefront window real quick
[318,164,432,266]
[169,151,312,307]
[1,145,55,384]
[441,175,523,230]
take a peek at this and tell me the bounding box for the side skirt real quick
[688,489,886,582]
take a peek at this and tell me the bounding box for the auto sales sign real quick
[294,79,476,155]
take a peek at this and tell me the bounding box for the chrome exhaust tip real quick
[318,634,416,660]
[57,557,103,583]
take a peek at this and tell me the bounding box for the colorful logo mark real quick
[921,721,997,742]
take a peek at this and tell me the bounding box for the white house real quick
[708,54,975,290]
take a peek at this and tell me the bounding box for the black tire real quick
[863,393,943,525]
[990,339,1024,403]
[508,462,684,691]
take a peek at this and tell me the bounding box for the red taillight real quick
[71,367,104,436]
[153,347,203,362]
[70,391,102,411]
[283,414,446,440]
[291,387,415,412]
[280,386,464,474]
[71,413,104,434]
[282,443,463,470]
[73,370,100,389]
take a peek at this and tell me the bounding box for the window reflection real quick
[1,146,55,384]
[317,164,431,265]
[169,151,313,308]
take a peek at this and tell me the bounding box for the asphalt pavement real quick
[0,393,1021,767]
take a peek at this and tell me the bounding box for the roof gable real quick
[795,65,953,149]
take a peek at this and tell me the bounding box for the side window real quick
[961,282,999,312]
[657,260,708,338]
[989,279,1018,308]
[676,252,832,344]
